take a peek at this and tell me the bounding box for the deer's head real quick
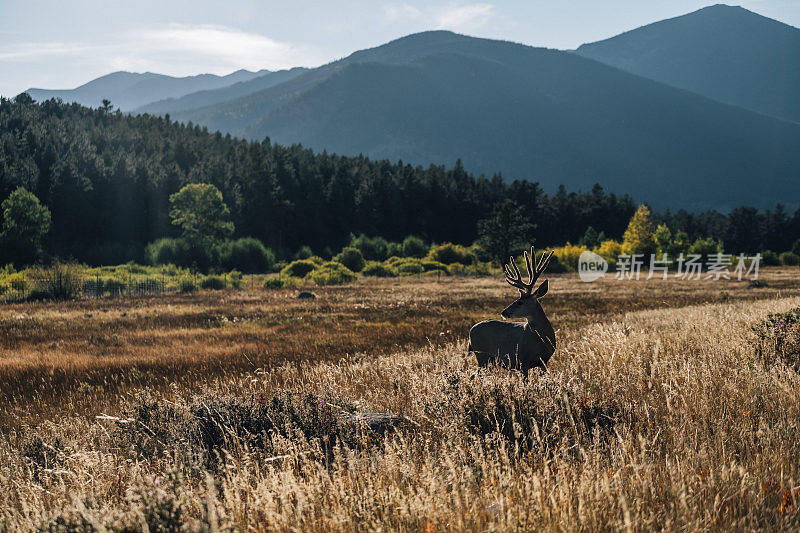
[500,247,553,324]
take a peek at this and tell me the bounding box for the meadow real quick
[2,268,800,530]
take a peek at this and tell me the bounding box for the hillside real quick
[134,68,308,114]
[577,4,800,123]
[26,69,269,111]
[171,31,800,210]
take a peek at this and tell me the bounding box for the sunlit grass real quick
[2,268,800,529]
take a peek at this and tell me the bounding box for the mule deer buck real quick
[469,246,556,376]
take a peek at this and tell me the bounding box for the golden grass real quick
[2,268,800,530]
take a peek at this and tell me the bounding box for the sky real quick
[2,0,799,97]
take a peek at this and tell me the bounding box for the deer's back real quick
[469,320,526,354]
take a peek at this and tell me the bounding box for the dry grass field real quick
[3,268,800,530]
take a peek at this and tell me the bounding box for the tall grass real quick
[2,290,800,529]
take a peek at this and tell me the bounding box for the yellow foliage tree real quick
[622,204,656,256]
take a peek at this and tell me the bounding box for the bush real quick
[104,278,126,296]
[762,250,780,266]
[179,278,197,293]
[427,243,475,265]
[362,261,398,277]
[264,276,286,289]
[386,241,403,258]
[334,247,365,272]
[349,234,389,261]
[421,259,449,273]
[550,243,587,272]
[402,235,428,258]
[200,275,227,290]
[306,262,357,286]
[779,251,800,266]
[395,258,424,275]
[294,245,314,260]
[281,259,317,278]
[228,270,243,289]
[30,262,83,301]
[448,262,467,275]
[215,237,275,273]
[688,237,723,263]
[145,238,190,266]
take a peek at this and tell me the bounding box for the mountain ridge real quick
[576,3,800,123]
[26,69,270,111]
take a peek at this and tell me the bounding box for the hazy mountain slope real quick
[134,68,308,114]
[577,4,800,123]
[26,69,269,111]
[170,31,800,210]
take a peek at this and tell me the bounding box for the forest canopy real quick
[1,95,798,266]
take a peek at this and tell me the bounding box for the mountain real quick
[26,69,269,111]
[134,68,308,114]
[168,30,800,210]
[577,4,800,123]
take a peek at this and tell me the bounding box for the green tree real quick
[169,183,233,248]
[1,187,52,264]
[579,226,600,249]
[622,204,655,256]
[401,235,428,258]
[477,199,535,264]
[653,224,672,256]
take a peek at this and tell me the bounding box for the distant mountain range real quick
[22,4,800,210]
[26,69,270,111]
[134,68,308,114]
[577,4,800,123]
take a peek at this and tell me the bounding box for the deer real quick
[469,246,556,376]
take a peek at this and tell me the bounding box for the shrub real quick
[306,262,356,286]
[688,237,723,263]
[349,234,389,261]
[779,251,800,266]
[427,243,476,265]
[145,238,190,266]
[294,245,314,260]
[448,262,467,275]
[281,259,317,278]
[200,275,227,290]
[104,278,126,296]
[179,278,197,293]
[30,262,83,301]
[228,270,243,288]
[548,243,586,272]
[263,276,289,289]
[362,261,398,277]
[395,259,424,275]
[762,250,780,266]
[216,237,275,273]
[420,260,449,273]
[402,235,428,258]
[334,247,365,272]
[386,241,403,258]
[307,255,326,266]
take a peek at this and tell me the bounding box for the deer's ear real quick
[533,279,549,299]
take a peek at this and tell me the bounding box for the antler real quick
[504,246,554,295]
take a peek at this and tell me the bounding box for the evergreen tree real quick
[477,199,535,264]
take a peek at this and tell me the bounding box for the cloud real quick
[0,24,322,76]
[383,2,495,33]
[436,3,495,30]
[136,24,304,71]
[0,42,95,61]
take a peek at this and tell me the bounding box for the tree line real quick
[1,95,799,267]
